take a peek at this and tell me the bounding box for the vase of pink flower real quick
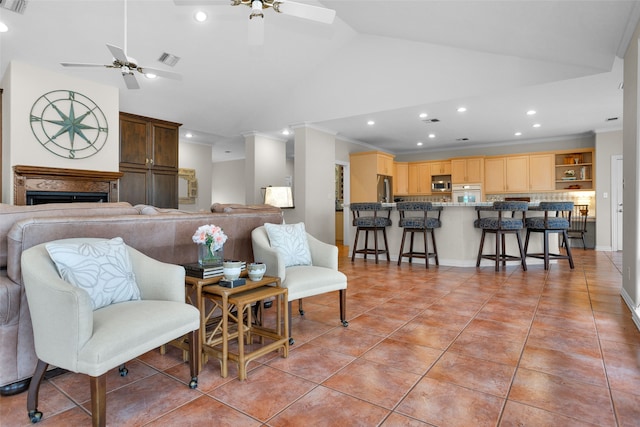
[192,224,228,266]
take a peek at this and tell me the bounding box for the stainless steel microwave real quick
[432,181,452,192]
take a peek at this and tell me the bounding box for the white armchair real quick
[251,225,348,344]
[21,238,200,427]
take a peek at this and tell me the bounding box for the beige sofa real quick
[0,202,283,395]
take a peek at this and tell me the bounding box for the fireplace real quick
[13,166,123,206]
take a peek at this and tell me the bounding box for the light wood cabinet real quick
[505,155,529,192]
[408,162,431,194]
[394,162,409,195]
[452,158,483,183]
[430,161,451,176]
[484,157,506,193]
[350,151,395,202]
[554,149,594,191]
[119,112,180,208]
[529,153,555,191]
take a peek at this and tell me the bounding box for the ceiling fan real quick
[175,0,336,45]
[61,0,181,89]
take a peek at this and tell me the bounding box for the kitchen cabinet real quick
[408,162,431,194]
[505,155,529,192]
[119,112,181,208]
[451,157,483,184]
[430,161,451,176]
[529,153,555,191]
[394,162,409,195]
[350,151,395,202]
[554,149,594,191]
[484,157,506,193]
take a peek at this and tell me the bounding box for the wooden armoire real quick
[119,112,181,208]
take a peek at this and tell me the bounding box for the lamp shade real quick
[264,186,294,208]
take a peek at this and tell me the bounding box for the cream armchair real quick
[251,226,348,344]
[21,238,200,427]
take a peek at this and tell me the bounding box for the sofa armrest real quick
[307,234,338,270]
[251,226,286,281]
[21,244,94,368]
[127,247,185,303]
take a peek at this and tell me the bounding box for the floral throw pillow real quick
[264,222,312,267]
[46,237,141,310]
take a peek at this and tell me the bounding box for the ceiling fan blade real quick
[275,0,335,24]
[106,44,129,63]
[248,16,265,45]
[122,72,140,89]
[61,63,111,68]
[139,66,182,80]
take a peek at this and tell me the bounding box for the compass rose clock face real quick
[29,90,109,159]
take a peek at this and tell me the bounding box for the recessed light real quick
[457,107,467,113]
[514,132,522,136]
[281,129,290,136]
[419,113,428,119]
[145,73,157,79]
[527,110,537,115]
[0,22,8,33]
[194,11,208,22]
[367,120,375,126]
[417,141,423,146]
[185,132,193,138]
[533,123,541,128]
[428,134,436,138]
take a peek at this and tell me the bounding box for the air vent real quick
[606,117,619,122]
[456,137,469,142]
[421,118,440,124]
[158,52,181,67]
[0,0,27,13]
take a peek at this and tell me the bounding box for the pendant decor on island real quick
[192,224,228,266]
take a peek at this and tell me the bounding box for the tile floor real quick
[2,248,639,426]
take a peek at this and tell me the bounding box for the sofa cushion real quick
[264,222,312,267]
[46,238,141,310]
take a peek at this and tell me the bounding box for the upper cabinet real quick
[529,153,555,191]
[554,149,594,191]
[394,162,409,195]
[451,157,483,184]
[408,162,431,194]
[350,151,395,202]
[484,153,554,193]
[430,161,451,176]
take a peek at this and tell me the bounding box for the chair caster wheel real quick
[188,378,198,389]
[119,366,128,377]
[289,337,295,345]
[341,320,349,327]
[299,309,305,316]
[28,409,43,423]
[263,301,273,309]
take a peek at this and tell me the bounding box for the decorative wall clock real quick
[29,90,109,159]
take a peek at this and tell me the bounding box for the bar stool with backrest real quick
[475,201,528,271]
[565,204,589,249]
[524,201,574,270]
[397,201,442,268]
[350,202,392,263]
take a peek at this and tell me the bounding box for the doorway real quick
[335,161,350,247]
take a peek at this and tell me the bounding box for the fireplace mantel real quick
[13,165,123,205]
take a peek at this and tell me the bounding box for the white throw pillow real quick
[264,222,312,267]
[46,237,141,310]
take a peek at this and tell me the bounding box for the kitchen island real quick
[346,202,561,268]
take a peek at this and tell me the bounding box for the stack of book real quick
[183,262,247,279]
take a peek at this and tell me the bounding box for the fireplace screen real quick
[26,191,109,205]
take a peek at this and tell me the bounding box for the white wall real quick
[595,130,623,250]
[211,159,246,205]
[2,61,119,203]
[178,140,213,212]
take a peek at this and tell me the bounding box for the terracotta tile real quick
[0,380,78,426]
[322,358,421,409]
[268,385,389,426]
[611,388,640,427]
[426,352,516,397]
[519,345,607,387]
[525,324,601,359]
[306,326,383,357]
[390,321,459,350]
[463,317,529,344]
[362,301,424,322]
[508,368,615,425]
[266,342,356,383]
[362,337,443,375]
[381,412,430,426]
[396,376,504,427]
[147,395,261,426]
[448,330,524,366]
[499,399,601,426]
[209,365,315,421]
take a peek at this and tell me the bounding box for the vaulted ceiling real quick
[1,1,637,161]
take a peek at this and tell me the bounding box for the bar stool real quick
[397,201,442,268]
[350,202,392,263]
[524,201,574,270]
[475,201,528,271]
